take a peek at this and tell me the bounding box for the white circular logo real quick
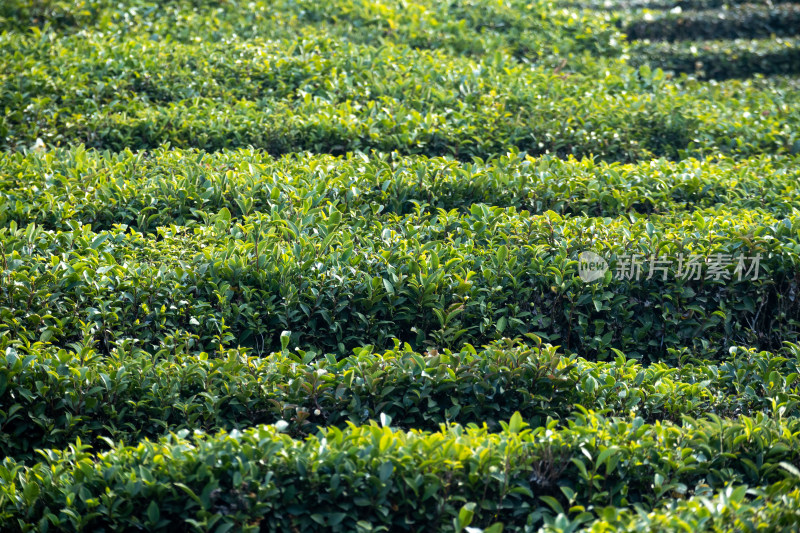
[578,251,609,283]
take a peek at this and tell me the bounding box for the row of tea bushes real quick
[623,4,800,42]
[2,206,800,360]
[564,0,797,11]
[674,0,797,9]
[3,24,799,158]
[1,1,799,531]
[1,336,798,461]
[2,31,591,108]
[681,74,800,156]
[1,412,799,531]
[0,0,620,60]
[630,38,800,80]
[2,148,800,232]
[563,481,800,532]
[0,30,680,159]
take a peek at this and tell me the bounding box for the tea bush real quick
[2,338,799,461]
[631,38,800,80]
[4,149,800,231]
[2,13,800,158]
[2,412,800,531]
[624,4,800,42]
[3,204,800,359]
[3,0,800,529]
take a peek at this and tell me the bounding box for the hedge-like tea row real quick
[576,481,800,532]
[631,38,800,80]
[674,0,798,9]
[564,0,797,10]
[0,30,684,160]
[0,0,106,32]
[1,29,605,109]
[2,206,800,362]
[1,412,799,531]
[3,148,800,232]
[0,0,619,60]
[2,0,800,530]
[624,4,800,42]
[562,0,679,10]
[3,21,800,158]
[684,74,800,157]
[2,337,799,461]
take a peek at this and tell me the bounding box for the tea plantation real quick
[2,0,800,531]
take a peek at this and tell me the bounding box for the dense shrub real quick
[3,0,800,529]
[563,0,797,10]
[3,14,800,159]
[3,149,800,231]
[2,203,800,359]
[2,412,800,531]
[631,38,800,79]
[2,337,799,461]
[624,4,800,42]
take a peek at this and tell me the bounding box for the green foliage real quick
[1,198,800,360]
[581,481,800,532]
[3,149,800,231]
[2,0,800,530]
[562,0,797,10]
[1,2,799,159]
[0,0,619,58]
[624,4,800,42]
[2,412,800,531]
[631,38,800,80]
[2,338,800,462]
